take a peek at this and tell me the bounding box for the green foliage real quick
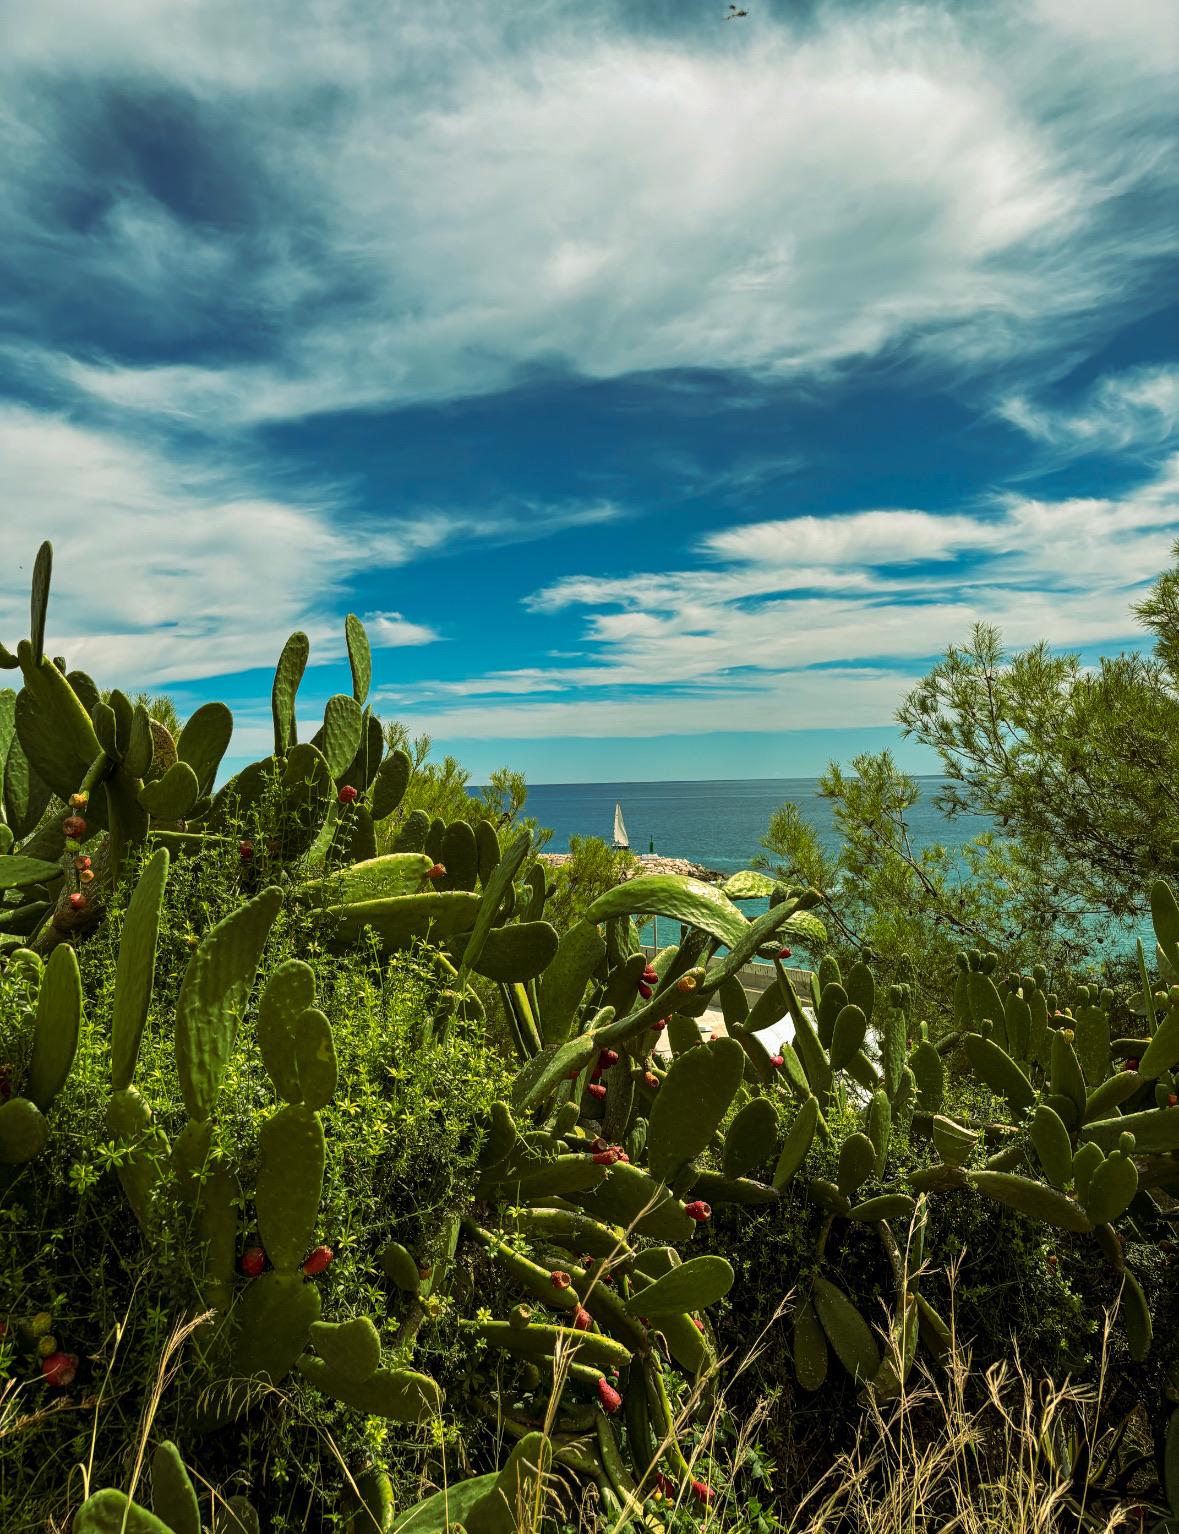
[378,723,539,843]
[4,541,1178,1532]
[896,547,1179,939]
[544,835,639,935]
[757,750,1096,1030]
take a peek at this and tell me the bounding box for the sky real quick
[1,0,1177,783]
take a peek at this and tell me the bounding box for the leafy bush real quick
[3,542,1179,1534]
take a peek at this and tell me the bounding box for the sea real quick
[517,777,994,955]
[521,776,991,875]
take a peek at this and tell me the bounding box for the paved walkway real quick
[652,999,808,1060]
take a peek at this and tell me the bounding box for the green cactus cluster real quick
[5,543,1179,1530]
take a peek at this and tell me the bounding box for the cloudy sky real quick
[1,0,1176,781]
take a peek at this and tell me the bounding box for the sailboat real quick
[612,801,629,850]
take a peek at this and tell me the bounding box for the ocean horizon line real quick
[476,772,953,790]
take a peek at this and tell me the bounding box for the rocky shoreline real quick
[538,851,723,883]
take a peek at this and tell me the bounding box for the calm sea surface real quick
[519,777,991,875]
[513,777,994,953]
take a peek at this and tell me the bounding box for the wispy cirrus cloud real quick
[1,0,1175,427]
[384,446,1179,738]
[1000,364,1179,455]
[0,405,620,686]
[0,0,1175,772]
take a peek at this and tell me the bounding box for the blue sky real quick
[1,0,1176,782]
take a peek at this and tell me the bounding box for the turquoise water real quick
[521,777,993,955]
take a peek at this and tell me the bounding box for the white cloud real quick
[1000,364,1179,455]
[385,449,1178,738]
[0,405,614,687]
[701,510,997,569]
[2,0,1174,422]
[362,611,438,649]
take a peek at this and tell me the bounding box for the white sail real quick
[613,802,629,848]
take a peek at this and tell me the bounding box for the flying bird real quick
[726,5,749,16]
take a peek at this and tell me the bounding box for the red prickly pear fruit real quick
[73,854,91,871]
[1169,1094,1178,1107]
[550,1270,572,1290]
[338,784,359,804]
[637,982,653,999]
[778,947,792,959]
[582,1254,595,1268]
[684,1200,712,1223]
[692,1317,705,1332]
[79,868,94,884]
[643,1071,660,1090]
[587,1082,607,1100]
[1125,1058,1139,1072]
[651,1018,667,1032]
[240,1247,266,1278]
[597,1377,622,1413]
[62,816,87,839]
[616,1149,630,1163]
[591,1064,604,1082]
[41,1352,78,1387]
[598,1049,619,1069]
[642,964,658,981]
[691,1479,715,1504]
[425,863,447,880]
[69,792,89,810]
[592,1148,619,1165]
[572,1307,592,1331]
[239,841,254,860]
[68,892,88,912]
[770,1054,784,1069]
[302,1245,333,1277]
[676,975,697,993]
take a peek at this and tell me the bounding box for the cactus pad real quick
[176,701,233,795]
[73,1490,175,1534]
[257,1106,326,1269]
[309,1317,382,1382]
[623,1255,733,1314]
[111,848,170,1090]
[0,1095,49,1164]
[176,886,283,1120]
[271,632,310,755]
[297,1357,442,1422]
[813,1277,880,1382]
[647,1037,744,1183]
[793,1299,828,1391]
[722,1096,779,1180]
[969,1171,1092,1231]
[257,959,316,1102]
[150,1441,201,1534]
[27,942,82,1112]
